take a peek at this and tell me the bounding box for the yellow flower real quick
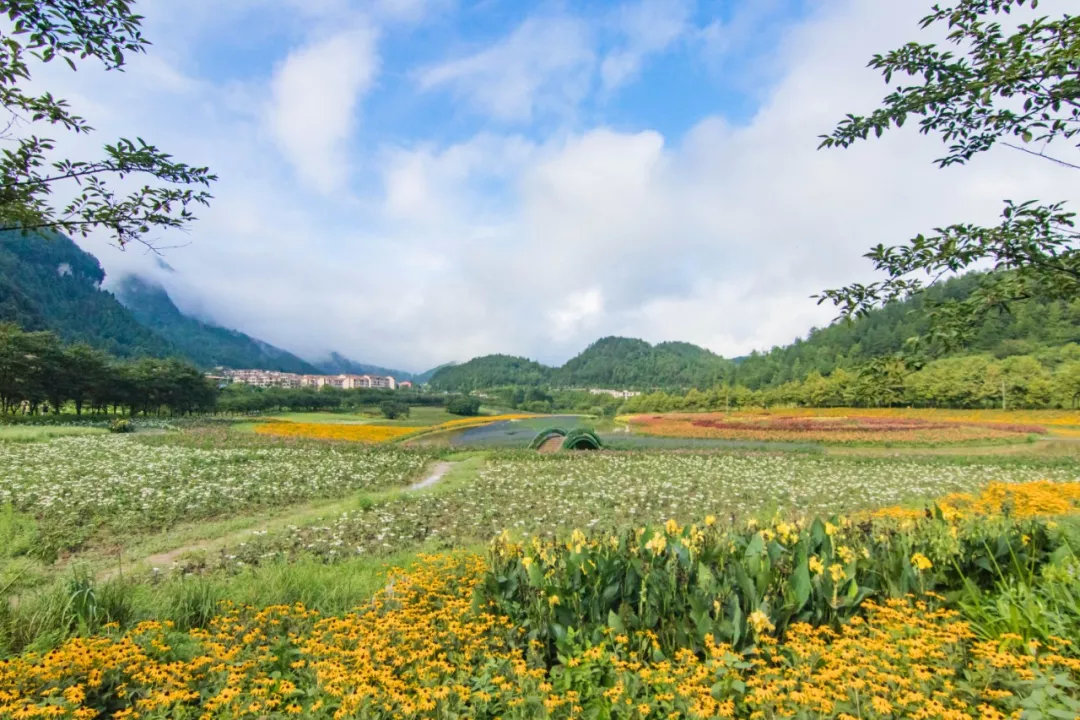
[748,610,775,634]
[644,531,667,555]
[548,594,560,607]
[824,521,837,536]
[809,556,824,575]
[704,514,717,526]
[828,563,846,582]
[521,556,533,569]
[911,552,933,571]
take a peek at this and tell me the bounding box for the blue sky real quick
[41,0,1075,371]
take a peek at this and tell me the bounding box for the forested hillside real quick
[428,354,551,390]
[429,337,732,391]
[554,337,730,388]
[116,276,319,373]
[0,232,175,358]
[429,273,1080,396]
[735,273,1080,388]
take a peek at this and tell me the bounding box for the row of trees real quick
[621,350,1080,412]
[213,383,447,415]
[0,324,215,416]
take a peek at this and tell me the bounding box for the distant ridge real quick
[115,275,319,374]
[427,337,731,391]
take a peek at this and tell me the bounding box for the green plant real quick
[108,418,135,434]
[446,396,482,416]
[481,510,1069,662]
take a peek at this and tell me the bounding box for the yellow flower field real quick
[2,553,1076,720]
[253,414,538,444]
[871,480,1080,522]
[254,421,420,443]
[429,413,537,430]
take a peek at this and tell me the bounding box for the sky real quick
[36,0,1077,372]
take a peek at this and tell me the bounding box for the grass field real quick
[0,425,106,442]
[1,414,1079,719]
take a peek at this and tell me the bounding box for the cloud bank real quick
[47,0,1078,372]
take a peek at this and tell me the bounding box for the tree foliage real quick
[818,0,1079,349]
[0,0,216,248]
[0,323,215,415]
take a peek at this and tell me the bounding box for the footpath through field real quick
[96,457,469,582]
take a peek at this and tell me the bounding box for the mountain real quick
[428,354,552,391]
[414,362,454,385]
[556,337,731,389]
[314,352,417,381]
[428,337,732,392]
[0,231,176,357]
[114,275,319,374]
[734,272,1080,389]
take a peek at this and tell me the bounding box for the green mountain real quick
[114,276,319,374]
[556,337,730,389]
[735,273,1080,389]
[0,231,175,357]
[428,354,551,391]
[428,337,732,392]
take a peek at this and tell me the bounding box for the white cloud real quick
[57,0,1079,374]
[268,24,378,192]
[600,0,691,90]
[416,15,594,122]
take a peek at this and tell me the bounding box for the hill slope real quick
[428,354,551,391]
[735,273,1080,389]
[428,337,733,392]
[0,231,176,357]
[556,337,731,389]
[115,276,319,373]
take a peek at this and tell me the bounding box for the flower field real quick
[5,492,1080,720]
[0,435,428,554]
[220,452,1075,567]
[627,410,1050,445]
[254,421,421,443]
[254,414,537,444]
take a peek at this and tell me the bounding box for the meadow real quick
[1,407,1079,719]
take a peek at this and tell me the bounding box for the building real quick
[215,368,400,391]
[587,388,641,399]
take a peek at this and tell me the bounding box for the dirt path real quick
[408,460,453,490]
[98,460,462,582]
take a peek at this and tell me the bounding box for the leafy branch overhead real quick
[0,0,215,248]
[817,0,1079,351]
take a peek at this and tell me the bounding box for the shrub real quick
[446,396,481,416]
[378,401,409,420]
[108,419,134,434]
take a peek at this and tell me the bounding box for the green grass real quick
[0,547,462,656]
[0,425,106,442]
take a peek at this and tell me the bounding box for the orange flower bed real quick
[255,421,420,443]
[627,412,1045,445]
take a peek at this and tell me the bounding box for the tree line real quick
[0,324,215,416]
[214,384,446,414]
[621,348,1080,413]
